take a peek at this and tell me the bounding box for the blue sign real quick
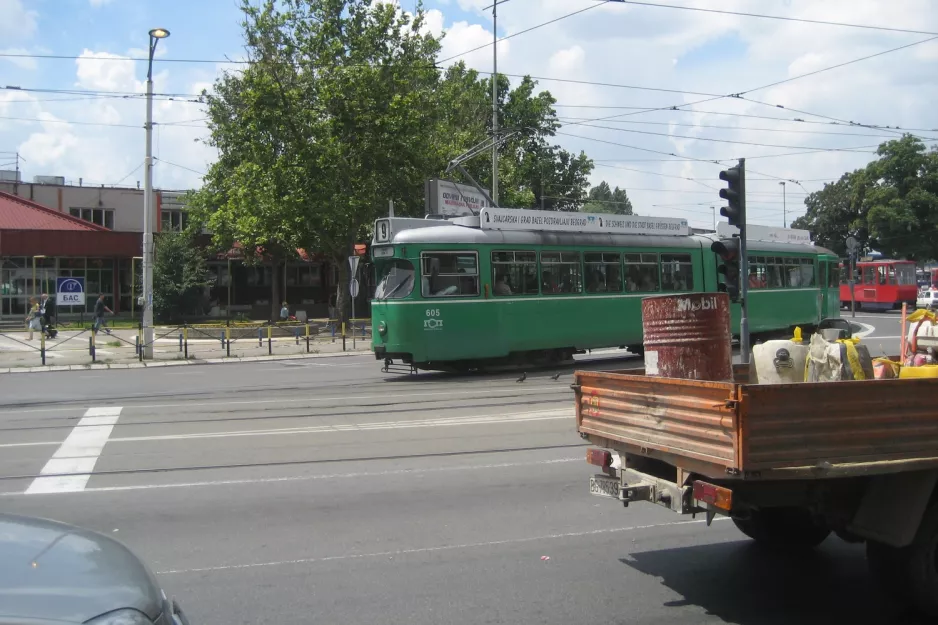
[56,277,86,306]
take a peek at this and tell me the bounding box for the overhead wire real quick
[591,0,938,36]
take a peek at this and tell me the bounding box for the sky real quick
[1,0,937,230]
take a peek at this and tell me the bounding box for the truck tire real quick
[732,507,831,548]
[866,502,938,619]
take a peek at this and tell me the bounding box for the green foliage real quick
[152,231,211,322]
[792,135,938,261]
[582,180,633,215]
[438,65,593,210]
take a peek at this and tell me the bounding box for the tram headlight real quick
[378,321,387,336]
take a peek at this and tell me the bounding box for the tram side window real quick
[540,251,582,294]
[863,267,875,285]
[660,254,694,291]
[584,253,622,293]
[896,264,916,285]
[765,257,785,288]
[800,258,816,286]
[491,251,539,296]
[829,263,841,287]
[748,257,767,289]
[420,252,479,298]
[624,253,659,292]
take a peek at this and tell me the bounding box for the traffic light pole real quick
[737,158,749,365]
[739,158,749,364]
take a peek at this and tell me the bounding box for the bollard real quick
[135,335,140,356]
[267,324,272,355]
[183,326,189,359]
[305,324,310,353]
[40,332,46,366]
[179,333,183,352]
[226,327,231,357]
[220,330,225,349]
[258,327,263,347]
[89,335,96,362]
[342,322,346,352]
[295,327,300,346]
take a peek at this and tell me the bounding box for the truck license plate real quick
[590,475,620,499]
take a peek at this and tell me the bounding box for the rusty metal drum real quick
[641,292,733,381]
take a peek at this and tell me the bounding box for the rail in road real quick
[0,330,918,624]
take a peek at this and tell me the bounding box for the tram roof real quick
[387,223,834,256]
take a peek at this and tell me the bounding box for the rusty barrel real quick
[641,292,732,381]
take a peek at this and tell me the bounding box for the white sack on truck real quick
[805,333,874,382]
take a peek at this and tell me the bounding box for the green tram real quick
[370,215,841,372]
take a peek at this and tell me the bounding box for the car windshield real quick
[374,259,414,299]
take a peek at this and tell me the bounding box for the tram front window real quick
[374,259,415,299]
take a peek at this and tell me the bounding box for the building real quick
[0,191,140,319]
[0,174,365,320]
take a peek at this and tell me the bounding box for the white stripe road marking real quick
[24,407,122,494]
[0,409,573,450]
[0,457,581,497]
[157,518,730,575]
[0,385,566,415]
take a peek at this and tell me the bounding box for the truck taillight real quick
[586,448,612,468]
[693,480,733,511]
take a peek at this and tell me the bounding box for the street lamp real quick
[779,181,787,228]
[32,256,46,301]
[142,27,169,359]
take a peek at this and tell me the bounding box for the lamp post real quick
[32,256,46,302]
[142,27,169,359]
[779,181,787,228]
[130,256,143,321]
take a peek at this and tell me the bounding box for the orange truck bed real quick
[574,369,938,480]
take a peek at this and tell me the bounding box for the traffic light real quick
[711,237,741,301]
[719,162,746,228]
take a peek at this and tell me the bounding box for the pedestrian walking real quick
[93,294,113,335]
[25,298,41,340]
[39,292,56,338]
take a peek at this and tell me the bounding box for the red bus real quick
[839,260,918,310]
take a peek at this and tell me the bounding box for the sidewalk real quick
[0,326,374,372]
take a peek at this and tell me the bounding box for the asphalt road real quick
[0,313,916,625]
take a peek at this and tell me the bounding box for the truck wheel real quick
[732,507,831,548]
[867,502,938,618]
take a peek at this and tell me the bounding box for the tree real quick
[793,135,938,260]
[864,136,938,261]
[152,231,211,322]
[791,171,870,257]
[190,0,443,321]
[582,180,633,215]
[436,64,593,211]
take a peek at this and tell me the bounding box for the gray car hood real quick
[0,514,163,623]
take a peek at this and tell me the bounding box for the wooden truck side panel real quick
[575,370,938,478]
[742,379,938,471]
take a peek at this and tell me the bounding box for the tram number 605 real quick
[426,309,441,317]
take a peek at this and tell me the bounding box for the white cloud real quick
[2,0,936,224]
[0,0,37,42]
[89,0,115,6]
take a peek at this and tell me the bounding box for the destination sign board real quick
[478,208,689,236]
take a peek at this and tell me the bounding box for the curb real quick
[0,349,373,374]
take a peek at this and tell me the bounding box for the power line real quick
[111,162,143,187]
[559,120,882,152]
[593,0,938,36]
[564,32,937,134]
[0,115,208,129]
[437,1,611,64]
[154,158,206,177]
[555,104,938,133]
[555,116,936,141]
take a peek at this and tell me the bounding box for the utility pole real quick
[491,0,499,206]
[142,27,169,359]
[779,181,787,228]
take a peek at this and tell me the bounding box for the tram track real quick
[0,441,587,486]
